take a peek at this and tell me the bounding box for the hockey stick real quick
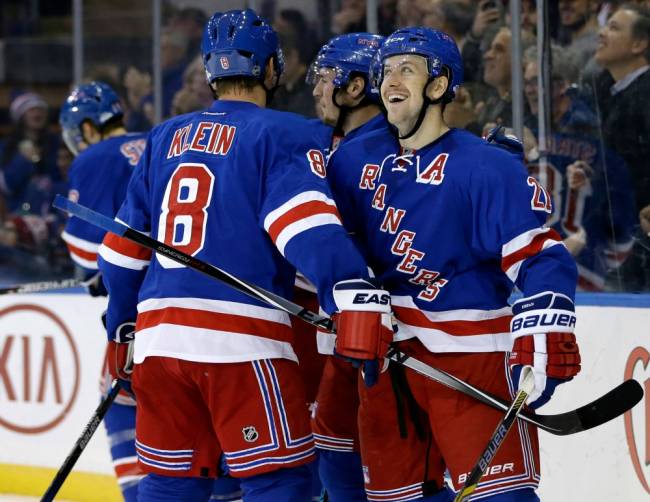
[0,278,83,295]
[453,367,535,502]
[41,379,121,502]
[52,195,643,436]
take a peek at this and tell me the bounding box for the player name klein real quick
[167,121,236,159]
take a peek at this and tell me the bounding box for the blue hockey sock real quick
[138,474,213,502]
[210,475,243,501]
[240,465,313,502]
[318,450,366,501]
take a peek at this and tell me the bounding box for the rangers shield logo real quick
[220,56,230,70]
[242,425,259,443]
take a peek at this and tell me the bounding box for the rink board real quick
[0,293,649,500]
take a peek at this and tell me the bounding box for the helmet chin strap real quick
[396,76,447,141]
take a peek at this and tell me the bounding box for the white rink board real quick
[0,294,113,474]
[538,305,650,501]
[0,295,649,499]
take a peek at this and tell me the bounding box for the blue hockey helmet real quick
[307,33,385,102]
[59,81,123,156]
[201,9,283,85]
[372,27,463,100]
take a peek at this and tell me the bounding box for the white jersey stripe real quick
[61,230,101,252]
[99,243,151,270]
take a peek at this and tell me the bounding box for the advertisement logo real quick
[0,304,80,433]
[624,347,650,494]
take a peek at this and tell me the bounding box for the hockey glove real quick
[83,271,108,297]
[102,313,136,396]
[509,293,581,409]
[332,279,394,387]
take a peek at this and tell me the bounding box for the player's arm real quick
[259,125,392,385]
[61,156,112,294]
[471,149,580,408]
[98,136,153,340]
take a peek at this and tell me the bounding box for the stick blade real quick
[537,379,643,435]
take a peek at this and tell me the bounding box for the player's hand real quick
[103,317,136,396]
[332,279,394,387]
[83,272,108,297]
[509,293,581,408]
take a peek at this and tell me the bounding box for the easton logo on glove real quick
[352,292,390,305]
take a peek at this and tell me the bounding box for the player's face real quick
[380,54,430,133]
[312,67,340,126]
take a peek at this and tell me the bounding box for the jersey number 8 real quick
[157,163,215,268]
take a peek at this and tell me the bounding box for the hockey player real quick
[326,27,581,501]
[305,32,389,501]
[60,82,242,502]
[59,82,148,502]
[309,33,388,153]
[97,9,392,502]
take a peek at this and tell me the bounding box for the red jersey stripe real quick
[394,305,512,336]
[103,232,152,260]
[66,242,97,262]
[501,228,562,273]
[268,201,341,243]
[137,307,294,343]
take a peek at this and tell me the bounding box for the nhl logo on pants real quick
[242,426,259,443]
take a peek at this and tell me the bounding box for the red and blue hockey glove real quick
[509,293,581,409]
[332,279,394,387]
[102,312,136,396]
[83,271,108,297]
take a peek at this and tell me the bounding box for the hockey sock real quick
[318,450,367,501]
[240,465,313,502]
[210,475,243,501]
[103,402,140,502]
[138,474,213,502]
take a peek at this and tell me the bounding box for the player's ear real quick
[80,121,101,145]
[346,75,366,102]
[263,58,277,89]
[426,74,449,102]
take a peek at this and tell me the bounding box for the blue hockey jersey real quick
[327,127,578,353]
[98,101,370,364]
[61,133,147,270]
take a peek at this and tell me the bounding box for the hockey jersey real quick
[327,127,578,353]
[62,133,147,270]
[98,101,369,365]
[527,132,636,291]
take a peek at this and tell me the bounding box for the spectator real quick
[475,25,533,129]
[167,7,208,60]
[594,3,650,212]
[160,27,190,117]
[331,0,367,34]
[462,0,505,83]
[620,204,650,291]
[274,8,317,62]
[423,0,476,47]
[0,92,62,216]
[123,66,154,131]
[273,32,316,117]
[523,46,637,291]
[170,56,213,116]
[558,0,601,71]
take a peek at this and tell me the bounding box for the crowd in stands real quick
[1,0,649,291]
